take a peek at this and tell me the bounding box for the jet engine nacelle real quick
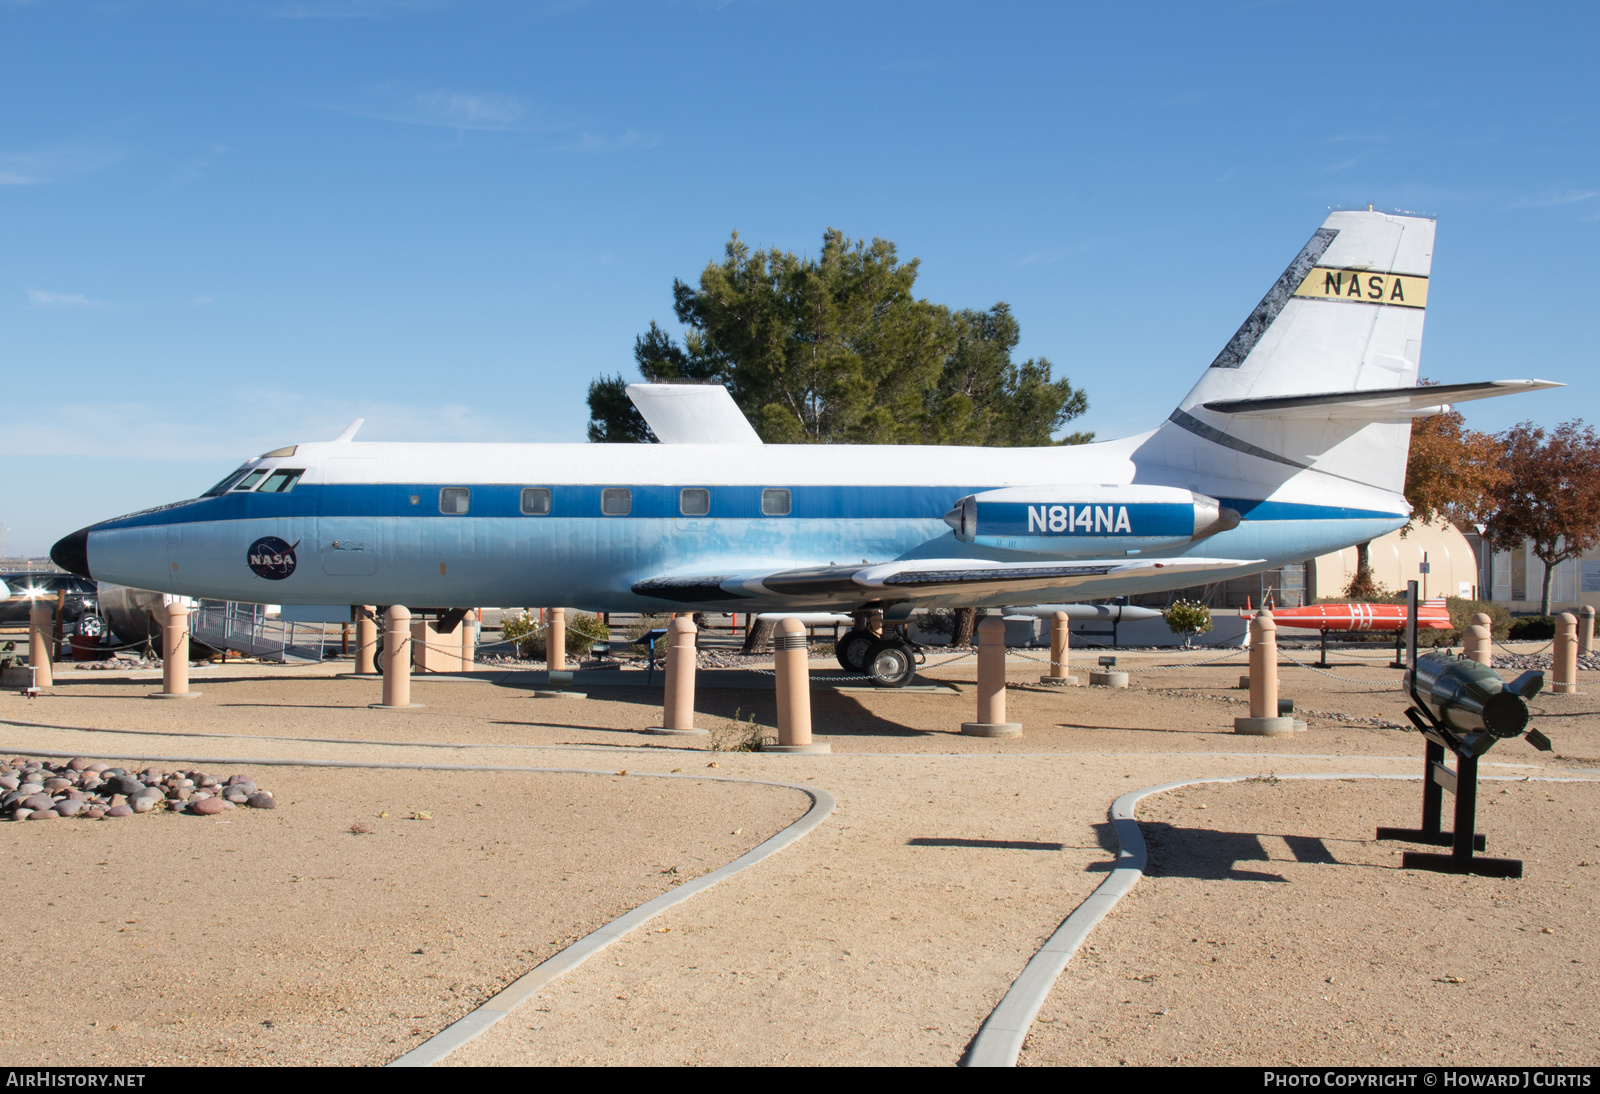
[943,485,1239,557]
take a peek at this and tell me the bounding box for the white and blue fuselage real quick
[56,210,1557,615]
[62,430,1406,613]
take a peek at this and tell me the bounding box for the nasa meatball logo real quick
[247,536,299,580]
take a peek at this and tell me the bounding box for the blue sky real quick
[2,0,1595,556]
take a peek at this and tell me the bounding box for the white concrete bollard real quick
[1235,609,1293,736]
[963,616,1021,737]
[1469,612,1493,666]
[1040,610,1078,685]
[27,604,53,689]
[355,606,378,675]
[1465,623,1492,667]
[546,607,566,675]
[1555,612,1579,694]
[373,605,422,709]
[648,616,706,735]
[769,617,829,753]
[1581,606,1595,659]
[149,601,202,699]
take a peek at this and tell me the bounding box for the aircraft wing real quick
[1200,379,1561,420]
[632,556,1259,608]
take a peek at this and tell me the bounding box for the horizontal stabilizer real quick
[626,384,763,445]
[634,556,1259,607]
[1202,379,1561,420]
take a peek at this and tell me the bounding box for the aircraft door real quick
[320,458,379,577]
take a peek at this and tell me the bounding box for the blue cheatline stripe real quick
[1222,498,1404,522]
[95,483,1406,530]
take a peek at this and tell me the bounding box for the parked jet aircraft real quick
[51,209,1557,684]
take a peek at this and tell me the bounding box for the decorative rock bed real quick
[0,757,276,821]
[1493,650,1600,673]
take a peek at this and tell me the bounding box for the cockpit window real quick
[233,470,268,491]
[256,469,304,494]
[202,468,253,497]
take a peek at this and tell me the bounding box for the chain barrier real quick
[1132,648,1251,672]
[1276,649,1407,688]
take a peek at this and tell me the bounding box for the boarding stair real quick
[191,601,325,663]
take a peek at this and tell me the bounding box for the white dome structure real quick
[1309,519,1480,602]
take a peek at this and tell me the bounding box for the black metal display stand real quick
[1373,582,1523,879]
[1314,626,1404,668]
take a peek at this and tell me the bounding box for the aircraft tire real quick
[864,639,917,688]
[836,629,875,672]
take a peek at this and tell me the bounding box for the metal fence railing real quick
[191,601,324,663]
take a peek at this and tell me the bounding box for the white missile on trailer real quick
[997,603,1164,622]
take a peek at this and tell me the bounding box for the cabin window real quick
[257,469,304,494]
[679,488,710,516]
[234,470,268,491]
[202,467,252,497]
[439,487,470,515]
[521,487,551,516]
[601,488,632,516]
[761,488,792,516]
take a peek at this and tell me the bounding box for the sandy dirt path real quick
[1021,776,1600,1068]
[0,764,807,1066]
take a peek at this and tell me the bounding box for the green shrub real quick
[1162,601,1213,645]
[1508,615,1558,641]
[710,709,771,752]
[621,614,674,658]
[501,610,610,659]
[1444,598,1512,643]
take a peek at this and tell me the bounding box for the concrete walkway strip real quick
[0,744,834,1068]
[388,777,835,1066]
[963,771,1600,1068]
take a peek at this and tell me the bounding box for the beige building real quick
[1307,519,1481,602]
[1488,540,1600,615]
[1131,518,1483,609]
[1130,518,1596,613]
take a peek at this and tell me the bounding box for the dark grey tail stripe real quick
[1209,227,1339,369]
[1167,409,1312,470]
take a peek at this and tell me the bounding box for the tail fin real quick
[1148,209,1435,496]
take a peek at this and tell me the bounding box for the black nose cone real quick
[50,526,92,579]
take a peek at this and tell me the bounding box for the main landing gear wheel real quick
[836,629,876,673]
[864,639,918,688]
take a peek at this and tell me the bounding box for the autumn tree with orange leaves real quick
[1343,395,1508,600]
[1485,420,1600,615]
[1404,408,1509,532]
